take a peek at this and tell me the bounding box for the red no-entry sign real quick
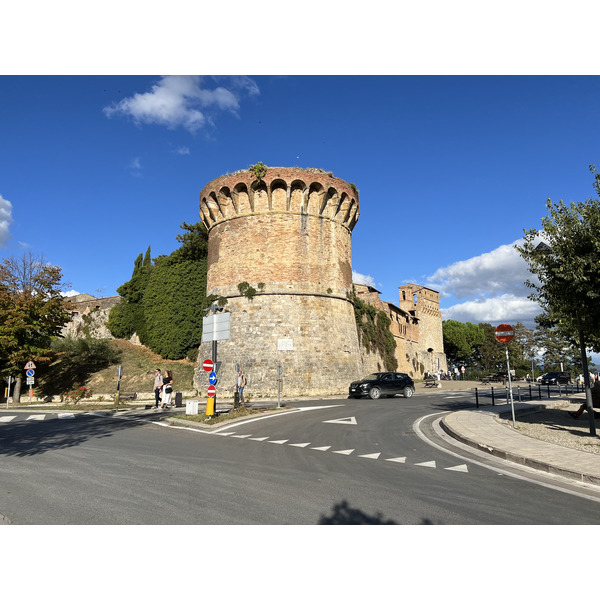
[495,324,515,344]
[207,385,216,397]
[203,359,214,372]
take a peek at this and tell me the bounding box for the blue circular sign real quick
[209,371,217,385]
[26,369,35,377]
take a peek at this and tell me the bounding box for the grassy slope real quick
[37,339,197,396]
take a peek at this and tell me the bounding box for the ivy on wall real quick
[352,291,398,371]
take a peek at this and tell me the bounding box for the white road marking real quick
[445,464,469,472]
[215,431,236,436]
[58,413,75,419]
[250,437,269,441]
[296,405,344,412]
[385,456,407,463]
[332,449,355,455]
[415,460,437,468]
[323,416,357,425]
[0,416,16,422]
[359,452,381,460]
[289,442,311,447]
[26,415,45,420]
[232,434,252,438]
[267,439,288,444]
[311,446,331,451]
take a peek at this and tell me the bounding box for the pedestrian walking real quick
[161,370,174,408]
[237,370,247,404]
[154,369,163,409]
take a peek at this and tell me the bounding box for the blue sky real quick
[2,74,599,332]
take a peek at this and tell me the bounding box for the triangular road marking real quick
[250,437,268,441]
[385,456,407,463]
[0,416,16,422]
[323,416,357,425]
[267,439,288,444]
[359,452,381,460]
[232,434,252,438]
[58,413,75,419]
[27,415,45,420]
[289,442,311,447]
[216,431,235,436]
[332,449,355,455]
[445,464,469,473]
[311,446,331,451]
[415,460,437,468]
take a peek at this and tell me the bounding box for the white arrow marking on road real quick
[58,413,75,419]
[0,416,16,422]
[359,452,381,460]
[385,456,407,463]
[332,449,355,455]
[445,464,469,472]
[311,446,331,451]
[232,434,252,438]
[323,416,357,425]
[415,460,437,468]
[27,415,45,420]
[250,437,269,441]
[289,442,311,447]
[267,439,288,444]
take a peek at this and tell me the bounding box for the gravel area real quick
[498,404,600,455]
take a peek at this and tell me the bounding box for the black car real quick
[349,372,415,399]
[539,371,571,385]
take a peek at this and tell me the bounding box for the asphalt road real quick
[1,390,600,524]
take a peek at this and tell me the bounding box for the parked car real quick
[539,371,571,385]
[348,372,415,399]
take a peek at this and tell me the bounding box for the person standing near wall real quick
[154,369,163,409]
[237,370,247,405]
[161,370,174,409]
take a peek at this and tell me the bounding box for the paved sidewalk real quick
[440,400,600,486]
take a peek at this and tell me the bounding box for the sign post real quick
[24,361,36,401]
[495,324,516,428]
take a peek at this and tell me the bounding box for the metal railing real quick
[473,382,585,408]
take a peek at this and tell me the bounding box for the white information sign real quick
[277,338,294,351]
[202,312,231,342]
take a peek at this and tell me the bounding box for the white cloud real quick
[62,290,81,297]
[352,270,377,288]
[103,76,259,133]
[175,146,190,155]
[428,239,536,300]
[0,193,13,246]
[441,294,542,326]
[129,157,142,177]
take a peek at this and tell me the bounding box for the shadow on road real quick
[0,413,167,457]
[318,500,398,524]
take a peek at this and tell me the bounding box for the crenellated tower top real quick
[199,166,359,232]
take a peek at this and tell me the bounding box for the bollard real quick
[491,387,495,406]
[475,387,479,408]
[529,385,532,401]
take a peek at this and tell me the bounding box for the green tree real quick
[0,252,71,400]
[108,224,213,360]
[442,320,484,366]
[517,166,600,434]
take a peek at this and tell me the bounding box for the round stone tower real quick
[195,166,362,397]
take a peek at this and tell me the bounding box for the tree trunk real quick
[578,328,596,436]
[12,376,22,404]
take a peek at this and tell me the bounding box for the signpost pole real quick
[495,324,516,428]
[5,376,11,408]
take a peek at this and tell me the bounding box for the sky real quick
[2,74,599,332]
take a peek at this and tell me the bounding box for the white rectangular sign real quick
[277,338,294,351]
[202,312,231,342]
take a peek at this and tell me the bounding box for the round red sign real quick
[207,385,216,397]
[495,323,515,343]
[203,359,214,372]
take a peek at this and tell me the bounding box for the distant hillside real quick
[36,339,197,397]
